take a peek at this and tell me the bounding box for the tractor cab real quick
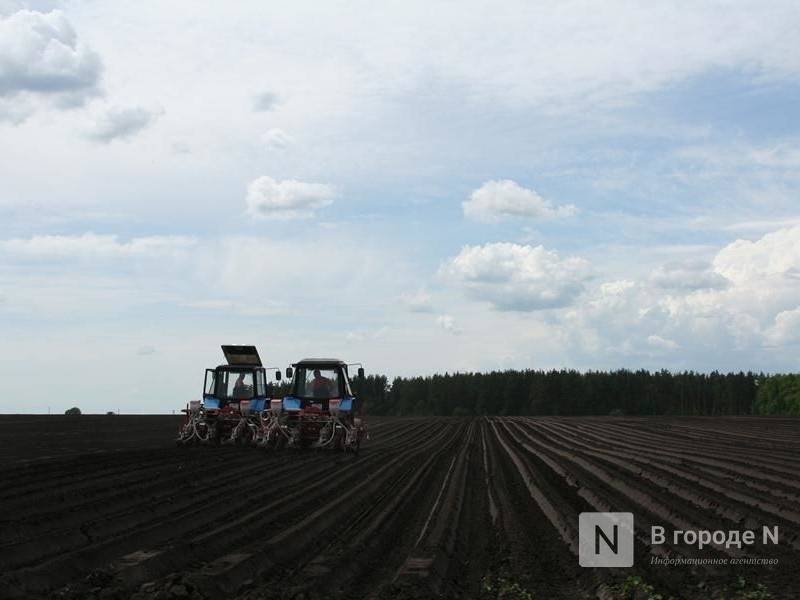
[202,345,281,414]
[283,358,364,413]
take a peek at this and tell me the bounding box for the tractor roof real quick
[293,358,347,367]
[221,345,262,366]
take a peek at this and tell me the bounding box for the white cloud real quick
[262,128,293,150]
[561,280,653,359]
[1,233,196,259]
[766,307,800,346]
[650,260,729,291]
[86,105,161,143]
[436,314,461,335]
[713,225,800,285]
[0,9,101,112]
[441,242,590,311]
[560,225,800,365]
[463,180,577,223]
[245,176,337,219]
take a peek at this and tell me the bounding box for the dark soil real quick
[0,415,797,599]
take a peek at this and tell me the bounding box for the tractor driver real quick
[233,373,249,399]
[311,369,333,398]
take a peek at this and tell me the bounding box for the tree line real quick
[350,369,800,416]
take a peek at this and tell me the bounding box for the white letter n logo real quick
[579,512,634,567]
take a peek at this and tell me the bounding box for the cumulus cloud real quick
[262,128,293,150]
[441,242,590,311]
[562,225,800,365]
[650,260,730,291]
[0,9,101,112]
[253,91,279,111]
[766,307,800,346]
[561,280,655,358]
[86,105,161,143]
[684,225,800,345]
[1,233,196,259]
[436,314,461,335]
[245,176,337,219]
[713,225,800,285]
[463,180,577,223]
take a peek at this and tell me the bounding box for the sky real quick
[1,1,800,413]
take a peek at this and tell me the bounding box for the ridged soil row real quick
[483,418,596,600]
[496,419,729,600]
[385,420,478,597]
[0,451,322,573]
[256,421,478,600]
[509,420,740,557]
[562,420,800,505]
[658,419,800,446]
[3,417,424,563]
[2,453,335,597]
[176,421,467,599]
[0,450,318,549]
[5,421,441,598]
[534,419,800,544]
[0,448,192,501]
[572,420,800,477]
[541,419,800,504]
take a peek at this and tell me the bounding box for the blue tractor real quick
[177,345,281,445]
[259,358,366,453]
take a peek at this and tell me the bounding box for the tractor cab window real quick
[204,370,216,395]
[343,370,354,396]
[255,369,266,397]
[220,370,255,400]
[294,367,341,399]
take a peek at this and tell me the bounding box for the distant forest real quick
[351,370,800,417]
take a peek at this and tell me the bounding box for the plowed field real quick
[0,415,797,599]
